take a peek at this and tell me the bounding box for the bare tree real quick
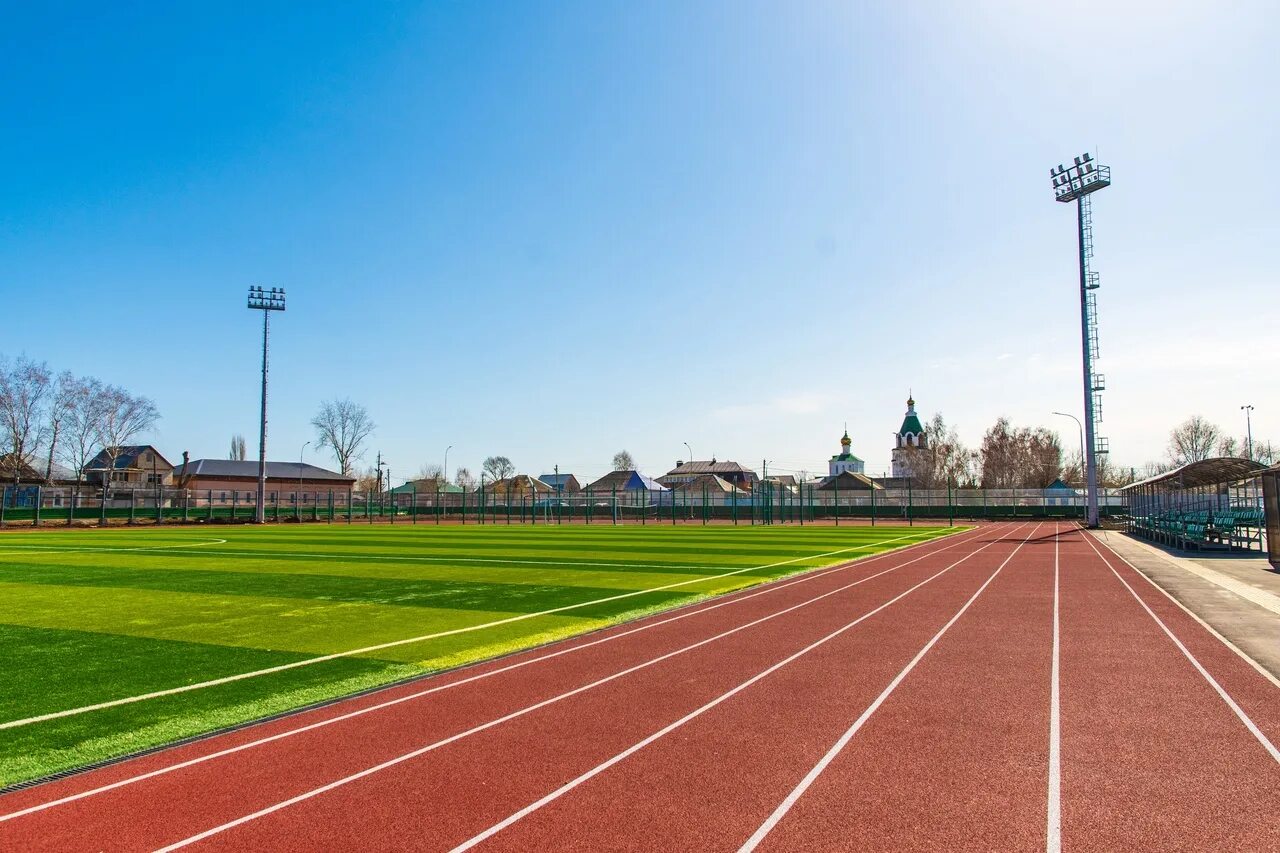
[979,418,1062,489]
[1063,448,1130,489]
[454,466,476,491]
[612,450,635,471]
[1168,415,1221,466]
[0,356,52,487]
[482,455,515,482]
[413,463,446,490]
[229,434,247,461]
[311,399,375,476]
[93,387,160,496]
[58,376,107,492]
[43,371,79,482]
[354,466,379,494]
[908,413,970,488]
[1252,439,1277,466]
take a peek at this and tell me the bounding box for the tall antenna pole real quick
[1051,154,1110,528]
[247,286,286,524]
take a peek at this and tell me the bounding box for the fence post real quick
[33,486,41,527]
[0,491,5,528]
[612,485,617,525]
[948,480,954,527]
[907,481,913,526]
[69,490,77,527]
[870,484,876,526]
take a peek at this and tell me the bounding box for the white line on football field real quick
[153,526,1018,852]
[0,526,1000,823]
[0,529,951,730]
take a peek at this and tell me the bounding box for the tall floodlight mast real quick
[247,286,286,523]
[1051,153,1110,528]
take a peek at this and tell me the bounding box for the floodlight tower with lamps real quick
[1242,405,1254,461]
[1051,153,1111,528]
[247,286,286,523]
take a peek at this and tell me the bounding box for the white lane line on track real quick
[736,523,1041,853]
[0,530,947,732]
[1080,530,1280,764]
[0,527,1000,822]
[0,539,228,555]
[151,526,1024,853]
[1086,530,1280,690]
[446,523,1032,853]
[1046,524,1061,853]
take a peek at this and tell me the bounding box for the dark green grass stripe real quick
[0,624,323,721]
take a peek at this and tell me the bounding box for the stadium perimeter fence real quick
[0,483,1127,528]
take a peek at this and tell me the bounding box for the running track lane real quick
[740,523,1279,852]
[7,521,1275,851]
[438,524,1044,853]
[1056,526,1280,850]
[0,523,1006,850]
[737,521,1060,852]
[162,524,1029,851]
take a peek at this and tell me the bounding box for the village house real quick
[83,445,174,487]
[174,458,354,505]
[659,460,758,489]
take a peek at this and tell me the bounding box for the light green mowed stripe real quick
[0,581,603,661]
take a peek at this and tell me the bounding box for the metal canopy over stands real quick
[1122,457,1268,551]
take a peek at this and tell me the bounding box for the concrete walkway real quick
[1089,530,1280,683]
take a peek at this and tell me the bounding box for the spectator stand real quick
[1122,457,1268,552]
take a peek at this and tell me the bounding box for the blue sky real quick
[2,1,1277,482]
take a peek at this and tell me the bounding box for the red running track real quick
[1,522,1277,852]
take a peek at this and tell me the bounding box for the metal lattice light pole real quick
[247,286,286,523]
[1242,405,1254,461]
[1051,153,1110,528]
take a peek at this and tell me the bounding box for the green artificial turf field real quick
[0,522,958,787]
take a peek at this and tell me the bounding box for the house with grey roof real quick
[173,458,354,506]
[83,445,174,487]
[659,460,758,489]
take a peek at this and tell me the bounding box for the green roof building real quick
[829,426,866,476]
[891,392,930,479]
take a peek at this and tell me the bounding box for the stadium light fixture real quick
[1050,152,1110,528]
[1242,405,1254,461]
[247,286,286,523]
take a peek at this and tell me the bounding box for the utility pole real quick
[1050,154,1110,528]
[247,286,285,523]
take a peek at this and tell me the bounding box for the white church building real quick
[828,427,866,477]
